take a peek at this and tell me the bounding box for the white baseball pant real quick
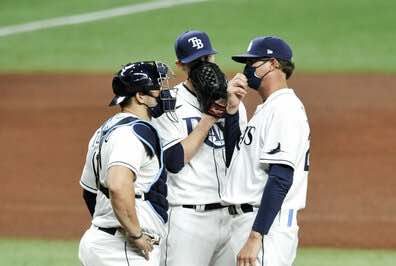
[161,206,235,266]
[229,208,299,266]
[79,225,161,266]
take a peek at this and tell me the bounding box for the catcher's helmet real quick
[109,61,171,106]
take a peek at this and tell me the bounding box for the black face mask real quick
[148,97,164,118]
[243,60,274,90]
[148,90,176,118]
[243,65,262,90]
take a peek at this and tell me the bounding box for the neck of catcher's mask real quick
[145,88,177,119]
[159,89,176,112]
[155,62,178,121]
[158,73,177,109]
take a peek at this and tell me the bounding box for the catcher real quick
[152,30,247,266]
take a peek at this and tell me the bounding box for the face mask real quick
[243,61,274,90]
[148,95,164,118]
[148,90,176,118]
[243,65,262,90]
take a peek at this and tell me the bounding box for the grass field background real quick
[0,239,395,266]
[0,0,395,72]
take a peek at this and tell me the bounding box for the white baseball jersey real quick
[152,83,247,205]
[222,88,310,210]
[79,112,165,234]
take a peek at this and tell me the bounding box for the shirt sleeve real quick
[80,163,98,193]
[259,106,305,169]
[80,134,98,193]
[107,127,146,176]
[152,115,184,150]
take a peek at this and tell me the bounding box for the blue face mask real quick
[243,60,273,90]
[243,65,262,90]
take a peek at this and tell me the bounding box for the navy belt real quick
[227,204,254,215]
[98,227,118,235]
[182,203,227,211]
[182,203,254,214]
[135,194,144,200]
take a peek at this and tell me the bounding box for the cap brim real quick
[180,49,217,64]
[231,53,269,63]
[109,96,127,106]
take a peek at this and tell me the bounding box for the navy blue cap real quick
[232,36,293,63]
[175,30,217,64]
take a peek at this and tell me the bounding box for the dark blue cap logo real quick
[175,30,217,64]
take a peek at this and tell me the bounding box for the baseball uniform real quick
[152,82,247,266]
[79,112,167,266]
[222,88,310,266]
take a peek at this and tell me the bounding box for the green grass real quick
[0,0,395,72]
[0,0,144,26]
[0,238,395,266]
[0,238,79,266]
[295,248,396,266]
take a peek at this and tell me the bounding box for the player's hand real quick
[237,231,262,266]
[128,233,154,261]
[226,73,248,115]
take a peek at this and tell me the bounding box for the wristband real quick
[129,231,143,240]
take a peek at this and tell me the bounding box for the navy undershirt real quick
[224,111,241,167]
[252,164,294,235]
[83,189,96,217]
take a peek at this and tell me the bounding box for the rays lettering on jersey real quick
[236,126,256,150]
[183,117,224,148]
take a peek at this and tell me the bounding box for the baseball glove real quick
[188,61,227,118]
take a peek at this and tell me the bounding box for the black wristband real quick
[129,231,143,240]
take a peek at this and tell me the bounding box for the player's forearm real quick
[110,185,142,237]
[107,166,141,237]
[181,114,217,162]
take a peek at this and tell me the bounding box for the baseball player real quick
[152,30,247,266]
[78,61,176,266]
[223,36,311,266]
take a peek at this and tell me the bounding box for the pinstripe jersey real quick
[79,113,164,229]
[152,83,248,205]
[222,88,310,210]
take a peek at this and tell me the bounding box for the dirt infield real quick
[1,73,395,248]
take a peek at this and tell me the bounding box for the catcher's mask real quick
[110,61,177,119]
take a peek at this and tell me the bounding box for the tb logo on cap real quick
[188,37,204,49]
